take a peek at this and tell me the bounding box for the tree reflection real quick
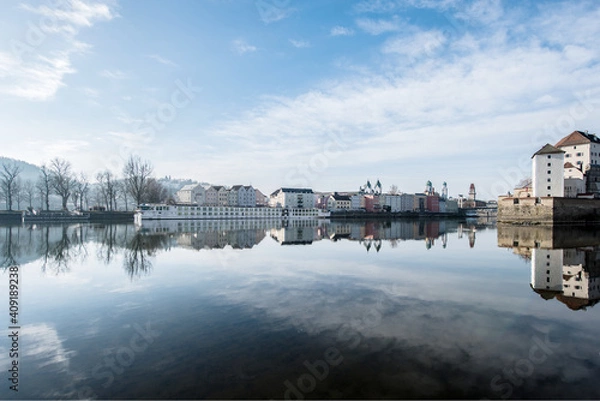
[41,225,88,275]
[123,232,170,279]
[0,226,19,268]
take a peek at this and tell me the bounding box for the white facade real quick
[531,248,563,292]
[327,195,351,210]
[240,186,256,207]
[400,194,415,212]
[269,188,315,209]
[383,195,403,212]
[531,248,600,306]
[176,184,206,205]
[532,144,565,198]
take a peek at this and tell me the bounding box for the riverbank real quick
[328,210,467,220]
[0,210,135,224]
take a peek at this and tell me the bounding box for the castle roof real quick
[555,130,600,147]
[532,143,565,158]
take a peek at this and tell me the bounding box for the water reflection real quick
[498,225,600,311]
[268,219,493,251]
[0,219,492,274]
[3,220,600,399]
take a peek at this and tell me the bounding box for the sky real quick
[1,0,600,199]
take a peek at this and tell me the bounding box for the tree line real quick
[0,155,168,212]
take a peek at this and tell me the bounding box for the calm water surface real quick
[0,219,599,399]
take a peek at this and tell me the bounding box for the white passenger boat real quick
[134,204,330,223]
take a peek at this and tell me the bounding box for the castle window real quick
[547,155,551,159]
[547,178,551,182]
[513,198,519,204]
[547,163,551,167]
[566,154,571,157]
[547,186,551,190]
[547,170,551,174]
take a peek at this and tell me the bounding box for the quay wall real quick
[497,224,600,249]
[498,196,600,224]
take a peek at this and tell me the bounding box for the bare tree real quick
[118,179,130,211]
[36,165,51,211]
[22,179,36,209]
[49,158,75,210]
[0,162,23,211]
[123,155,153,206]
[144,178,168,203]
[71,173,90,211]
[13,178,22,210]
[96,170,119,211]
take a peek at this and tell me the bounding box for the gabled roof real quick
[564,162,579,169]
[208,185,224,191]
[555,130,600,147]
[331,194,351,201]
[230,185,243,190]
[178,184,202,192]
[532,143,565,158]
[270,188,313,196]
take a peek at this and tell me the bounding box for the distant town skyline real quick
[1,0,599,199]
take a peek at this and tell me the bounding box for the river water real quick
[0,219,599,399]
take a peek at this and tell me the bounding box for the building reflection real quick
[0,219,492,276]
[498,225,600,311]
[269,219,490,251]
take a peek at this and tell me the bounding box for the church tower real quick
[468,183,476,201]
[442,182,448,200]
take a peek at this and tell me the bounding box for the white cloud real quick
[99,69,127,79]
[232,39,257,55]
[193,3,600,195]
[146,54,178,67]
[289,39,310,48]
[22,323,74,371]
[0,46,83,101]
[382,30,447,59]
[20,0,116,34]
[255,1,294,23]
[80,87,99,97]
[0,1,116,101]
[356,17,403,35]
[330,26,355,36]
[354,0,458,14]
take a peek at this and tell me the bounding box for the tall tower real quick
[468,183,476,201]
[425,180,433,195]
[442,182,448,200]
[532,144,565,198]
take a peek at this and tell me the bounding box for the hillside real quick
[0,156,42,183]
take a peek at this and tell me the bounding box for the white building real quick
[531,247,600,310]
[176,184,206,205]
[555,130,600,170]
[400,194,415,212]
[532,144,565,198]
[228,185,242,206]
[563,162,586,198]
[531,248,564,293]
[382,194,403,212]
[241,186,256,207]
[269,188,315,209]
[327,194,351,210]
[206,186,228,206]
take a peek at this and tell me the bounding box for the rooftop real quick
[532,143,565,158]
[555,130,600,147]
